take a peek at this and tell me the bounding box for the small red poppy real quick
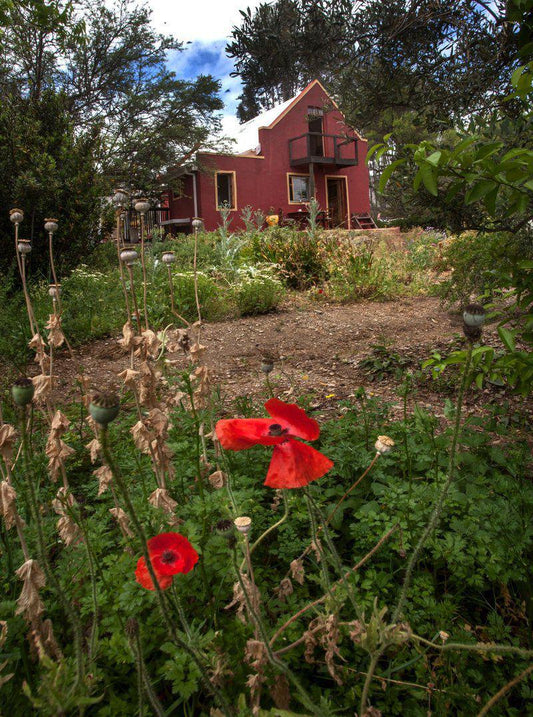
[135,557,173,591]
[147,533,199,576]
[135,533,199,591]
[216,398,333,489]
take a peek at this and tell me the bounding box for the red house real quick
[163,80,371,232]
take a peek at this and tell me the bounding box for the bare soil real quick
[48,295,531,422]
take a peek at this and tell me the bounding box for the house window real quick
[288,174,310,203]
[215,171,236,210]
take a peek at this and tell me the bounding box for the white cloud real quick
[148,0,262,43]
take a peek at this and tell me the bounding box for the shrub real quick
[246,226,329,289]
[232,266,284,316]
[437,230,533,305]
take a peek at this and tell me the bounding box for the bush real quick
[245,226,329,289]
[437,230,533,305]
[232,266,284,316]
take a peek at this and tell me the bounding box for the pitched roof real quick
[230,94,298,154]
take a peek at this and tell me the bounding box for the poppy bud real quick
[215,519,234,538]
[89,392,120,426]
[11,377,34,406]
[191,217,203,231]
[375,435,394,455]
[234,516,252,534]
[462,303,486,328]
[260,357,274,374]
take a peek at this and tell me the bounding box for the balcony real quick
[288,132,358,167]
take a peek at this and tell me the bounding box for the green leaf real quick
[419,163,438,196]
[465,180,497,205]
[366,142,384,162]
[378,158,405,193]
[498,326,516,352]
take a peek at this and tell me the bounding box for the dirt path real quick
[46,295,530,422]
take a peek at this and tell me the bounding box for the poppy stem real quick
[326,453,379,525]
[231,549,329,717]
[99,426,234,715]
[392,343,473,624]
[240,490,289,571]
[18,406,85,688]
[304,490,332,594]
[305,488,361,617]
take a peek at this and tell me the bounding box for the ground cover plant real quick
[0,203,531,716]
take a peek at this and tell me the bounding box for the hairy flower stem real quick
[99,427,233,715]
[129,628,165,717]
[19,408,85,686]
[171,584,193,641]
[231,550,328,717]
[305,488,360,616]
[393,344,473,623]
[304,491,332,594]
[359,651,382,717]
[242,491,289,570]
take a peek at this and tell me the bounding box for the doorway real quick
[307,107,324,157]
[326,177,348,228]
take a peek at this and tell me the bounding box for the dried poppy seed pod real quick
[113,188,129,208]
[48,283,61,299]
[462,303,486,328]
[12,377,35,406]
[134,198,150,214]
[17,239,31,255]
[120,246,138,266]
[234,516,252,534]
[162,251,176,264]
[44,218,58,234]
[10,208,24,224]
[375,435,395,455]
[89,392,120,426]
[191,217,203,231]
[215,519,234,538]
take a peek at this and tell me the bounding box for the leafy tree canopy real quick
[0,0,223,273]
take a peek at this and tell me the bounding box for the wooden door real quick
[326,178,348,227]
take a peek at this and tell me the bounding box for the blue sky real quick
[148,0,263,136]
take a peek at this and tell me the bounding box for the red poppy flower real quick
[135,557,173,591]
[135,532,199,591]
[216,398,333,489]
[147,533,199,576]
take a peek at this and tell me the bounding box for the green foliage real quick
[358,344,413,381]
[246,226,329,289]
[232,266,284,316]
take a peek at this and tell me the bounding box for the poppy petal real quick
[216,418,287,450]
[148,533,199,576]
[264,439,334,489]
[135,557,173,591]
[265,398,320,441]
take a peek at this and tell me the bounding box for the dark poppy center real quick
[161,549,176,564]
[268,423,288,437]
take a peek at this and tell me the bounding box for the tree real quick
[228,1,517,129]
[0,0,223,273]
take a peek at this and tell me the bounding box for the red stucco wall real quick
[169,81,370,232]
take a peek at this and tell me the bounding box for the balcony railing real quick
[121,207,170,243]
[288,132,358,167]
